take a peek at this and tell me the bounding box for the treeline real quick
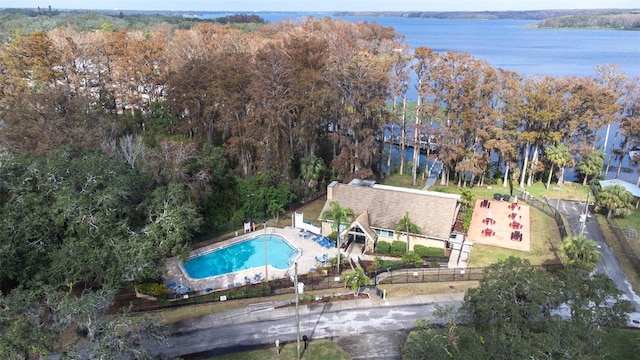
[335,9,639,20]
[538,12,640,29]
[0,8,265,44]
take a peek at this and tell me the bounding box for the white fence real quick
[293,212,322,235]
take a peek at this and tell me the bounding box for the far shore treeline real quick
[0,9,638,358]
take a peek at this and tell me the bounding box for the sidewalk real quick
[171,290,467,333]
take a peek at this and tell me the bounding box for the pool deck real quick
[164,226,338,295]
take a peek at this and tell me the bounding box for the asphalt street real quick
[557,199,640,315]
[149,299,463,359]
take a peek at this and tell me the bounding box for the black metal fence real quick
[513,189,570,238]
[370,263,564,285]
[116,271,347,313]
[606,216,640,277]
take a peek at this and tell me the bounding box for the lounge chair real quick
[167,282,177,289]
[253,274,261,282]
[205,287,213,293]
[245,276,251,284]
[235,282,242,287]
[227,283,233,289]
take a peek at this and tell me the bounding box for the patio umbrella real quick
[487,211,493,219]
[513,195,518,204]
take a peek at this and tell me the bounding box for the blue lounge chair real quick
[245,276,251,284]
[254,274,261,282]
[235,282,242,287]
[167,282,177,289]
[309,267,316,272]
[205,287,213,293]
[227,283,233,289]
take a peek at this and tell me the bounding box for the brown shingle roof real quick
[321,182,461,240]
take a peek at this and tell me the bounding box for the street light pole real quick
[264,229,269,285]
[294,262,301,359]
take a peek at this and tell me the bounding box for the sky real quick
[1,0,639,12]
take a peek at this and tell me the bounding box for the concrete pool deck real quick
[164,226,338,295]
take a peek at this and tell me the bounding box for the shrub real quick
[391,240,406,256]
[373,257,404,271]
[136,283,170,297]
[402,251,423,267]
[413,245,443,258]
[376,241,392,255]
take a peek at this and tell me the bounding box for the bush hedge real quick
[413,245,443,258]
[373,257,404,271]
[376,241,392,254]
[391,240,406,256]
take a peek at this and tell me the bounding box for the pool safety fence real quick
[371,262,564,285]
[115,270,345,313]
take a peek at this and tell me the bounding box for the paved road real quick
[148,295,463,359]
[557,199,640,315]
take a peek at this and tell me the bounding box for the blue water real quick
[182,234,296,279]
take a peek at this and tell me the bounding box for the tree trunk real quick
[527,144,538,187]
[616,156,623,179]
[605,130,619,175]
[386,123,393,176]
[503,162,510,188]
[557,166,565,186]
[412,98,421,186]
[400,96,407,175]
[546,165,554,190]
[519,142,530,189]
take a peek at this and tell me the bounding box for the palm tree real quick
[545,143,571,189]
[322,201,355,275]
[596,184,635,219]
[395,212,421,253]
[344,268,371,296]
[299,155,324,191]
[560,235,602,270]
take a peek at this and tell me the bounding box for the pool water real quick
[182,234,297,279]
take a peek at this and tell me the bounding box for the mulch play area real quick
[467,195,530,252]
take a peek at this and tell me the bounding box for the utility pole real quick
[579,193,590,235]
[294,262,301,359]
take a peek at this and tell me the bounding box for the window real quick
[374,228,394,238]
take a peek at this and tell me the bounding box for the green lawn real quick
[603,328,640,360]
[208,339,350,360]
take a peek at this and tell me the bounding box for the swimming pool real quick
[181,234,298,279]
